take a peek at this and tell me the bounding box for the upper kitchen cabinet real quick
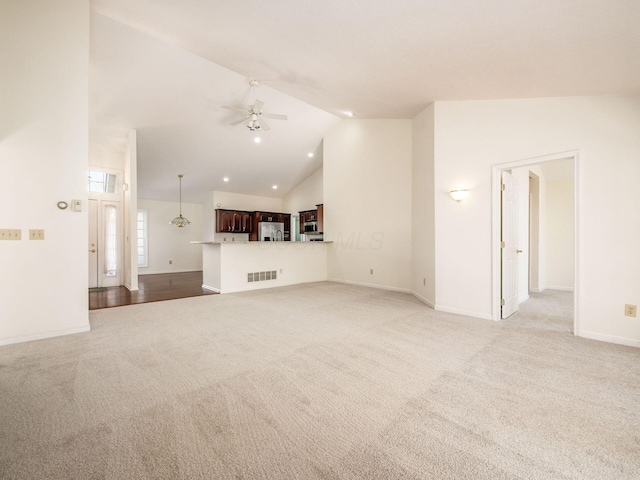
[216,209,253,233]
[256,212,284,223]
[316,204,323,233]
[299,205,323,234]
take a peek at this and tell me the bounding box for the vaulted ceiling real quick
[90,0,640,203]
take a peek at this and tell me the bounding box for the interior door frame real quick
[88,167,124,288]
[491,150,579,335]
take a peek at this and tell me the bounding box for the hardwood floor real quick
[89,271,216,310]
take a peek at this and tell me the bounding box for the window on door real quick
[88,171,118,193]
[104,204,118,277]
[137,209,149,268]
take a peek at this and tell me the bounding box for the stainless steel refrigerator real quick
[258,222,284,241]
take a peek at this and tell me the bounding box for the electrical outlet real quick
[370,268,374,275]
[625,304,637,317]
[169,260,173,265]
[0,229,21,240]
[423,278,426,286]
[29,229,44,240]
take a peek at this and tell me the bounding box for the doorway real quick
[88,169,124,289]
[492,151,579,334]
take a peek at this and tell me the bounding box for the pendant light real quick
[170,174,191,227]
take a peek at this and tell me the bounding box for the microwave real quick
[304,222,317,233]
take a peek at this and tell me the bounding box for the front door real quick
[89,199,99,288]
[88,198,122,288]
[501,171,519,318]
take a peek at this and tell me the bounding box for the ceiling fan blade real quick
[262,113,288,121]
[252,99,264,113]
[260,118,271,131]
[222,105,248,114]
[230,116,248,126]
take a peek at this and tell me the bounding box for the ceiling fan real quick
[222,79,288,131]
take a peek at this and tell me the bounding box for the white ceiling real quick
[90,0,640,203]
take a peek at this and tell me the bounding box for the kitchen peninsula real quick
[193,203,329,293]
[194,241,330,294]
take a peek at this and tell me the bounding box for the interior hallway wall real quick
[511,165,546,303]
[411,105,436,305]
[546,178,575,290]
[0,0,90,345]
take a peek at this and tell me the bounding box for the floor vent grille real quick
[248,271,277,282]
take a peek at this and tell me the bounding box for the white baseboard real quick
[546,286,574,292]
[202,284,220,293]
[123,283,139,292]
[434,305,493,321]
[577,330,640,349]
[530,288,543,293]
[139,269,202,276]
[518,294,530,304]
[328,278,410,294]
[0,324,91,347]
[410,291,435,309]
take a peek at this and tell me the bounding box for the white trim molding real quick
[435,305,493,321]
[328,279,411,294]
[0,325,91,347]
[545,286,574,292]
[411,291,435,309]
[578,330,640,349]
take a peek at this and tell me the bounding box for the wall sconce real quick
[449,189,469,202]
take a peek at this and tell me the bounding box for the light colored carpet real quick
[1,282,638,479]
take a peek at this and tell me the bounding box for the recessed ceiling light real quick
[343,111,354,117]
[307,152,314,158]
[272,185,278,190]
[223,177,229,182]
[254,137,261,143]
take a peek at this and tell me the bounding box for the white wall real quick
[324,120,413,291]
[434,96,640,345]
[0,0,90,345]
[123,129,138,290]
[282,167,323,215]
[546,179,575,290]
[203,243,328,293]
[411,105,436,306]
[137,199,203,274]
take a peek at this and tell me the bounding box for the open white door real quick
[501,171,519,318]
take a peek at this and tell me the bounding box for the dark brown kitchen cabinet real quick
[256,212,283,223]
[299,208,321,234]
[215,209,253,233]
[316,204,323,233]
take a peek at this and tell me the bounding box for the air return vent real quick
[247,271,277,282]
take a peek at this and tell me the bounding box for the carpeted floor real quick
[1,282,638,479]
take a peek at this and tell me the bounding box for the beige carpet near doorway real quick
[1,283,638,479]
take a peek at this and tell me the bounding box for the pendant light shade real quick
[170,174,191,227]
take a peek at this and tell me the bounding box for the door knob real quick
[89,249,96,253]
[516,249,523,253]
